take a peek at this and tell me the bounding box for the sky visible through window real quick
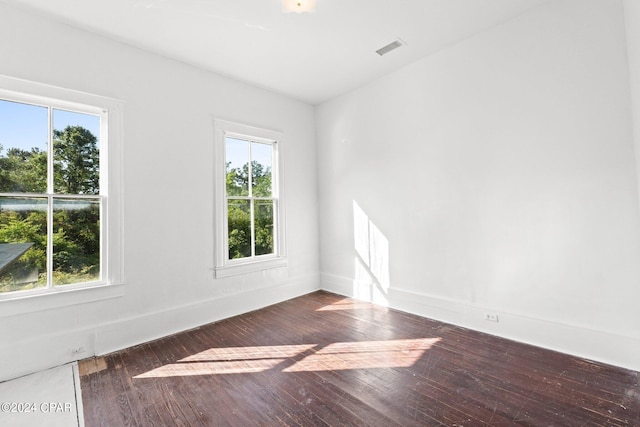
[225,136,272,177]
[0,99,100,153]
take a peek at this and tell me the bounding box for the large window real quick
[214,120,286,278]
[0,78,123,300]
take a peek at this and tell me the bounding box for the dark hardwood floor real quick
[79,291,640,426]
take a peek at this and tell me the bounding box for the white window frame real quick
[0,75,124,316]
[214,119,287,278]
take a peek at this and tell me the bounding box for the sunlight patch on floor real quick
[178,344,316,362]
[133,338,440,379]
[316,299,383,311]
[134,344,316,378]
[134,358,288,378]
[283,338,441,372]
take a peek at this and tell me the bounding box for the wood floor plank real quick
[80,291,640,426]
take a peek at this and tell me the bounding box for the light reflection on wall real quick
[353,201,390,305]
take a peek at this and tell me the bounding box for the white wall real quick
[0,2,319,381]
[317,0,640,371]
[626,1,640,206]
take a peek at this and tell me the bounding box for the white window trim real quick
[214,119,287,278]
[0,75,124,314]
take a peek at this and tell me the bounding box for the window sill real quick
[0,283,125,318]
[215,257,288,279]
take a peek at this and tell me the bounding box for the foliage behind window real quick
[0,98,102,293]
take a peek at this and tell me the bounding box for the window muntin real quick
[214,120,286,278]
[0,96,105,294]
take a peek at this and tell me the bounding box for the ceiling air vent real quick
[375,39,406,56]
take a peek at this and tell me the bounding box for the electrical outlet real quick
[70,346,86,356]
[484,313,499,322]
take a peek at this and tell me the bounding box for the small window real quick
[0,79,123,299]
[214,120,286,278]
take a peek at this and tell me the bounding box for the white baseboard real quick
[0,329,97,383]
[321,272,640,372]
[94,275,320,356]
[0,274,319,382]
[4,271,637,383]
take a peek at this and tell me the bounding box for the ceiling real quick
[5,0,550,105]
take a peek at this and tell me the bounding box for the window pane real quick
[52,198,100,286]
[225,137,249,197]
[255,200,274,256]
[252,142,273,197]
[228,199,251,259]
[0,99,48,193]
[0,196,48,293]
[53,109,100,195]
